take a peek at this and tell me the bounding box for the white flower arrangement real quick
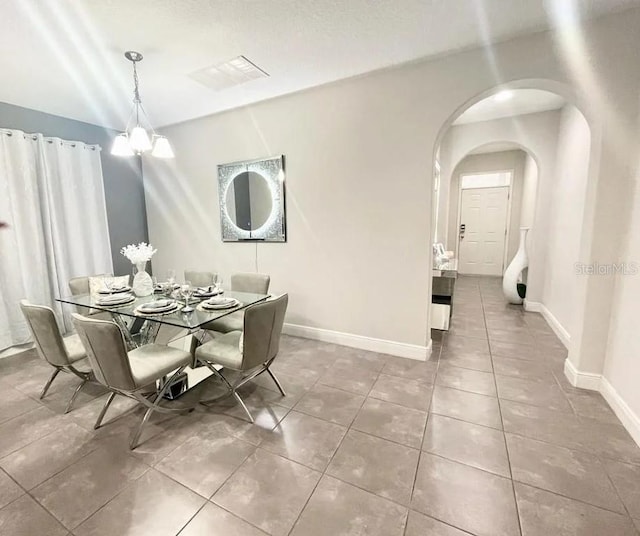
[120,242,157,265]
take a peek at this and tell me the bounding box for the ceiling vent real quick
[189,56,269,91]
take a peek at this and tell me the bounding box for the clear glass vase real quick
[132,261,153,297]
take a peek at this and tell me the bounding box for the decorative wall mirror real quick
[218,155,286,242]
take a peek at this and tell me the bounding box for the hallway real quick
[431,275,640,535]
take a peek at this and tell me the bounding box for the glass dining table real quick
[57,290,268,345]
[56,290,269,399]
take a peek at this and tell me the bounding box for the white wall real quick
[603,179,640,444]
[144,76,432,357]
[144,8,640,379]
[542,105,591,342]
[446,149,527,265]
[437,110,561,303]
[520,154,538,228]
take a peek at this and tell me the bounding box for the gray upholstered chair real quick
[68,275,93,296]
[72,313,193,449]
[20,300,94,413]
[68,274,130,321]
[184,270,217,287]
[69,274,131,296]
[230,273,270,294]
[195,294,288,422]
[203,272,271,334]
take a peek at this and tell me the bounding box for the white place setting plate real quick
[200,297,239,310]
[134,299,180,315]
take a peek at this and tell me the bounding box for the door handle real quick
[459,223,465,240]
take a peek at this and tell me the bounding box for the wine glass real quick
[162,282,173,297]
[167,269,176,286]
[213,274,223,294]
[181,281,194,312]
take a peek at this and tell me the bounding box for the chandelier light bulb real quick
[151,136,175,158]
[129,126,152,153]
[111,133,134,156]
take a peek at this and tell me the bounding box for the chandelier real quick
[111,51,174,158]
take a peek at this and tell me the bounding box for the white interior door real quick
[458,186,509,275]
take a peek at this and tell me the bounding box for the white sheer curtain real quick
[0,129,113,349]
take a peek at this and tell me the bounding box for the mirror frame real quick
[218,155,286,242]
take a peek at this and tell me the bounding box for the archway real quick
[429,82,593,360]
[445,141,540,275]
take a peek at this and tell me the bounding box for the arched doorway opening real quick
[429,84,592,357]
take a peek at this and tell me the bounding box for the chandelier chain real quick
[132,60,141,104]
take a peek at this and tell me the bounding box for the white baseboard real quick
[563,358,640,447]
[563,358,601,390]
[600,377,640,447]
[283,323,431,361]
[523,300,570,349]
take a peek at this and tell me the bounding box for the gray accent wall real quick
[0,101,149,276]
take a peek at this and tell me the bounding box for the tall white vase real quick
[503,227,529,304]
[132,261,153,297]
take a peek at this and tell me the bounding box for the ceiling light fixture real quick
[111,51,174,158]
[493,90,514,102]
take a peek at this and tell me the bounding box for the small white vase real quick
[503,227,530,304]
[132,261,153,297]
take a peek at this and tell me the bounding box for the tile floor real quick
[0,275,639,535]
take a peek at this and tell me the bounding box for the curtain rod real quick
[0,128,102,152]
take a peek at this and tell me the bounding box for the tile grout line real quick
[285,350,395,536]
[264,341,509,532]
[596,452,639,523]
[476,279,640,528]
[403,338,442,536]
[177,445,268,536]
[479,280,524,536]
[152,366,314,536]
[403,314,490,536]
[63,464,159,533]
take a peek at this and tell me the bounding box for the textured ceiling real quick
[454,89,566,125]
[0,0,637,128]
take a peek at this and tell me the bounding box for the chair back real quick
[70,274,128,297]
[68,276,90,296]
[231,273,270,294]
[20,300,71,367]
[72,313,136,391]
[185,270,216,287]
[241,294,288,370]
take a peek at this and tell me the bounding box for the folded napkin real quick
[195,286,221,297]
[197,285,214,293]
[140,299,173,311]
[205,296,236,306]
[98,293,132,303]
